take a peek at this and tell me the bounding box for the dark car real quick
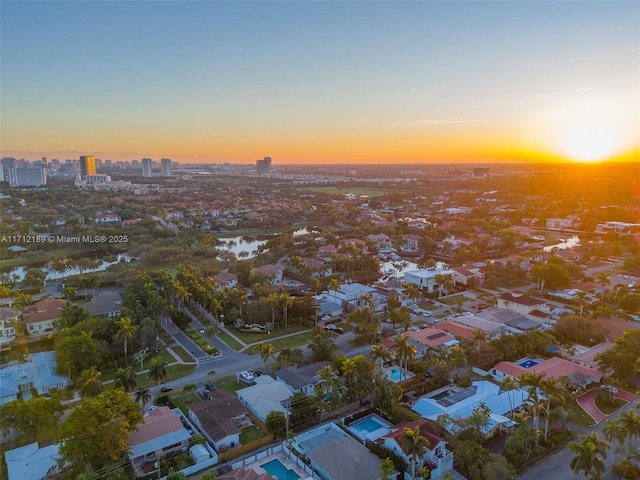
[204,382,216,392]
[160,386,173,393]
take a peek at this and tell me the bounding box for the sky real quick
[1,1,639,165]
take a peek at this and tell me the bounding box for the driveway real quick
[577,389,606,425]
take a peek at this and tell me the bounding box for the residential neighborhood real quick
[1,161,640,480]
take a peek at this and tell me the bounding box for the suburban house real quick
[341,237,367,251]
[317,244,339,260]
[213,272,238,289]
[569,342,616,372]
[236,376,292,422]
[291,422,394,480]
[0,306,19,343]
[128,407,191,477]
[301,257,333,278]
[546,217,574,230]
[5,442,60,480]
[84,291,122,318]
[378,420,454,480]
[403,267,455,294]
[366,233,392,250]
[22,298,66,336]
[451,264,485,288]
[256,264,283,285]
[444,314,505,337]
[497,291,550,317]
[0,351,70,405]
[275,361,335,395]
[401,234,421,253]
[490,356,603,389]
[325,282,382,311]
[434,321,476,340]
[380,328,459,360]
[188,389,249,451]
[477,308,544,332]
[412,381,529,436]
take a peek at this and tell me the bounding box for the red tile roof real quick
[379,420,445,452]
[436,321,476,340]
[128,407,185,447]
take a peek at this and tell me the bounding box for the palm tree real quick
[574,290,591,317]
[594,272,611,301]
[399,426,430,480]
[551,405,572,431]
[501,377,517,418]
[258,343,276,372]
[114,366,137,392]
[379,457,395,480]
[447,345,467,382]
[79,366,103,398]
[317,364,339,395]
[603,418,627,472]
[619,409,640,449]
[569,432,608,479]
[370,344,392,383]
[392,334,416,382]
[149,357,168,389]
[134,387,151,408]
[116,316,136,365]
[279,292,293,328]
[519,371,545,431]
[541,377,561,441]
[267,293,279,328]
[183,383,197,403]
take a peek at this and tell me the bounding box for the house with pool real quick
[345,413,455,480]
[490,356,603,389]
[412,381,530,437]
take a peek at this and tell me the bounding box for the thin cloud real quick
[391,118,490,126]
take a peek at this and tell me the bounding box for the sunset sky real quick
[1,1,639,164]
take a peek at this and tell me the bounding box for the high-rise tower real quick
[80,155,97,178]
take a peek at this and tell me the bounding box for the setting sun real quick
[560,121,622,162]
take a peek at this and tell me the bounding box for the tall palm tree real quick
[541,377,561,442]
[79,366,103,398]
[392,334,416,382]
[116,316,136,365]
[370,344,393,383]
[267,293,279,328]
[399,426,430,480]
[149,357,168,389]
[317,364,339,395]
[501,377,517,418]
[183,383,197,403]
[602,418,627,472]
[114,366,137,393]
[569,432,608,479]
[551,405,572,431]
[518,371,545,431]
[594,272,611,301]
[619,409,640,449]
[279,292,293,328]
[258,343,276,372]
[134,387,151,408]
[574,290,591,317]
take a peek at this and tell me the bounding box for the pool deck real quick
[252,452,310,480]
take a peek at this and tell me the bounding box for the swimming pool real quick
[260,459,301,480]
[389,367,405,382]
[519,359,540,369]
[351,416,388,434]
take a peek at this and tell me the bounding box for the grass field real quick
[595,396,627,415]
[245,330,315,354]
[233,324,308,344]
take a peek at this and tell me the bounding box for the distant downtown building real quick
[256,156,272,174]
[8,168,47,187]
[79,155,97,178]
[160,158,171,177]
[141,158,153,177]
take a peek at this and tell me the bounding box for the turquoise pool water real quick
[351,416,387,434]
[519,359,540,369]
[390,367,404,382]
[261,459,301,480]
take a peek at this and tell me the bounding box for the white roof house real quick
[236,375,292,422]
[5,442,60,480]
[325,282,382,310]
[403,267,455,293]
[412,381,529,435]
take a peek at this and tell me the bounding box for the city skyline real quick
[1,1,639,165]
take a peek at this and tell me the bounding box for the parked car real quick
[203,389,212,399]
[204,382,216,391]
[160,386,173,393]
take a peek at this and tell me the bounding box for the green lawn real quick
[595,397,627,415]
[215,329,244,350]
[171,345,195,363]
[568,398,597,427]
[240,425,264,444]
[232,324,309,344]
[216,375,247,394]
[245,330,315,354]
